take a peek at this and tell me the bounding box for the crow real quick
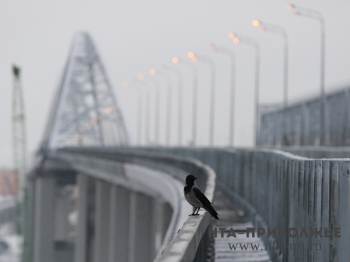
[184,174,219,219]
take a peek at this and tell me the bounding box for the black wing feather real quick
[193,187,211,206]
[193,187,219,219]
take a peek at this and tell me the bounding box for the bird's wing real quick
[193,187,219,219]
[193,187,211,206]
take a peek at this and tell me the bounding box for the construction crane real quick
[12,65,27,243]
[12,65,27,198]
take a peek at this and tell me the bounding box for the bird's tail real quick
[203,204,219,220]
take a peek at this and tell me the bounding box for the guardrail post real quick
[108,186,130,262]
[54,186,70,242]
[25,176,36,262]
[74,174,88,262]
[129,191,136,262]
[313,160,323,262]
[322,161,331,261]
[128,192,154,262]
[161,203,173,243]
[94,180,111,262]
[329,161,339,261]
[337,162,350,262]
[152,199,166,258]
[33,174,55,262]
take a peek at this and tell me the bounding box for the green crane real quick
[12,65,27,199]
[12,65,28,260]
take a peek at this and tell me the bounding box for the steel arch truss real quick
[42,32,129,150]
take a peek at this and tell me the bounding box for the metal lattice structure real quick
[12,65,27,197]
[41,32,129,150]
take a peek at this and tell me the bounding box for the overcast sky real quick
[1,0,350,168]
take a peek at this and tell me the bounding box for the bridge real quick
[24,33,350,262]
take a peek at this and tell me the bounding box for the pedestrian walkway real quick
[212,191,271,262]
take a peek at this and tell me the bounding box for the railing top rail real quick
[209,146,350,162]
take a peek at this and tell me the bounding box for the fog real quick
[1,0,350,167]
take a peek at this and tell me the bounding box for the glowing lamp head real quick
[228,32,235,39]
[293,11,299,16]
[233,37,240,44]
[172,57,179,64]
[252,20,260,27]
[187,52,195,59]
[286,3,294,9]
[123,81,130,87]
[105,106,113,114]
[259,26,265,33]
[149,68,156,75]
[138,74,145,80]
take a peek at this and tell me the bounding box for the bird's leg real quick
[195,207,200,215]
[189,207,199,216]
[189,208,196,216]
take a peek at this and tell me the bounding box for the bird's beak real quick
[195,177,198,180]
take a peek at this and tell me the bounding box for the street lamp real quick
[252,20,289,108]
[252,20,289,146]
[137,74,152,145]
[149,68,173,146]
[123,80,144,145]
[162,64,183,146]
[208,43,236,147]
[188,52,216,147]
[286,4,326,145]
[172,56,198,146]
[229,32,261,145]
[140,73,161,145]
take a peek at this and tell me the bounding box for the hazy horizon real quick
[1,0,350,168]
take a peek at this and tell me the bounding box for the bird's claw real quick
[189,214,200,216]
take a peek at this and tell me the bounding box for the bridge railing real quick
[259,86,350,146]
[135,147,350,262]
[60,148,216,262]
[56,147,350,262]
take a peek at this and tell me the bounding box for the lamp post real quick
[208,43,236,147]
[162,64,183,146]
[252,20,289,146]
[172,57,198,146]
[140,73,161,145]
[229,32,261,145]
[137,74,152,145]
[188,52,216,147]
[286,4,326,145]
[150,68,172,146]
[252,20,289,108]
[123,80,144,145]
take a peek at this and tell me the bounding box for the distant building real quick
[0,170,18,195]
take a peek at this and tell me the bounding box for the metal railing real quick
[53,146,350,261]
[133,147,350,262]
[259,86,350,146]
[58,148,216,262]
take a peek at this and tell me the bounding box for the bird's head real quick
[186,174,198,184]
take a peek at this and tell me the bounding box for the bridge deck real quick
[212,191,271,262]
